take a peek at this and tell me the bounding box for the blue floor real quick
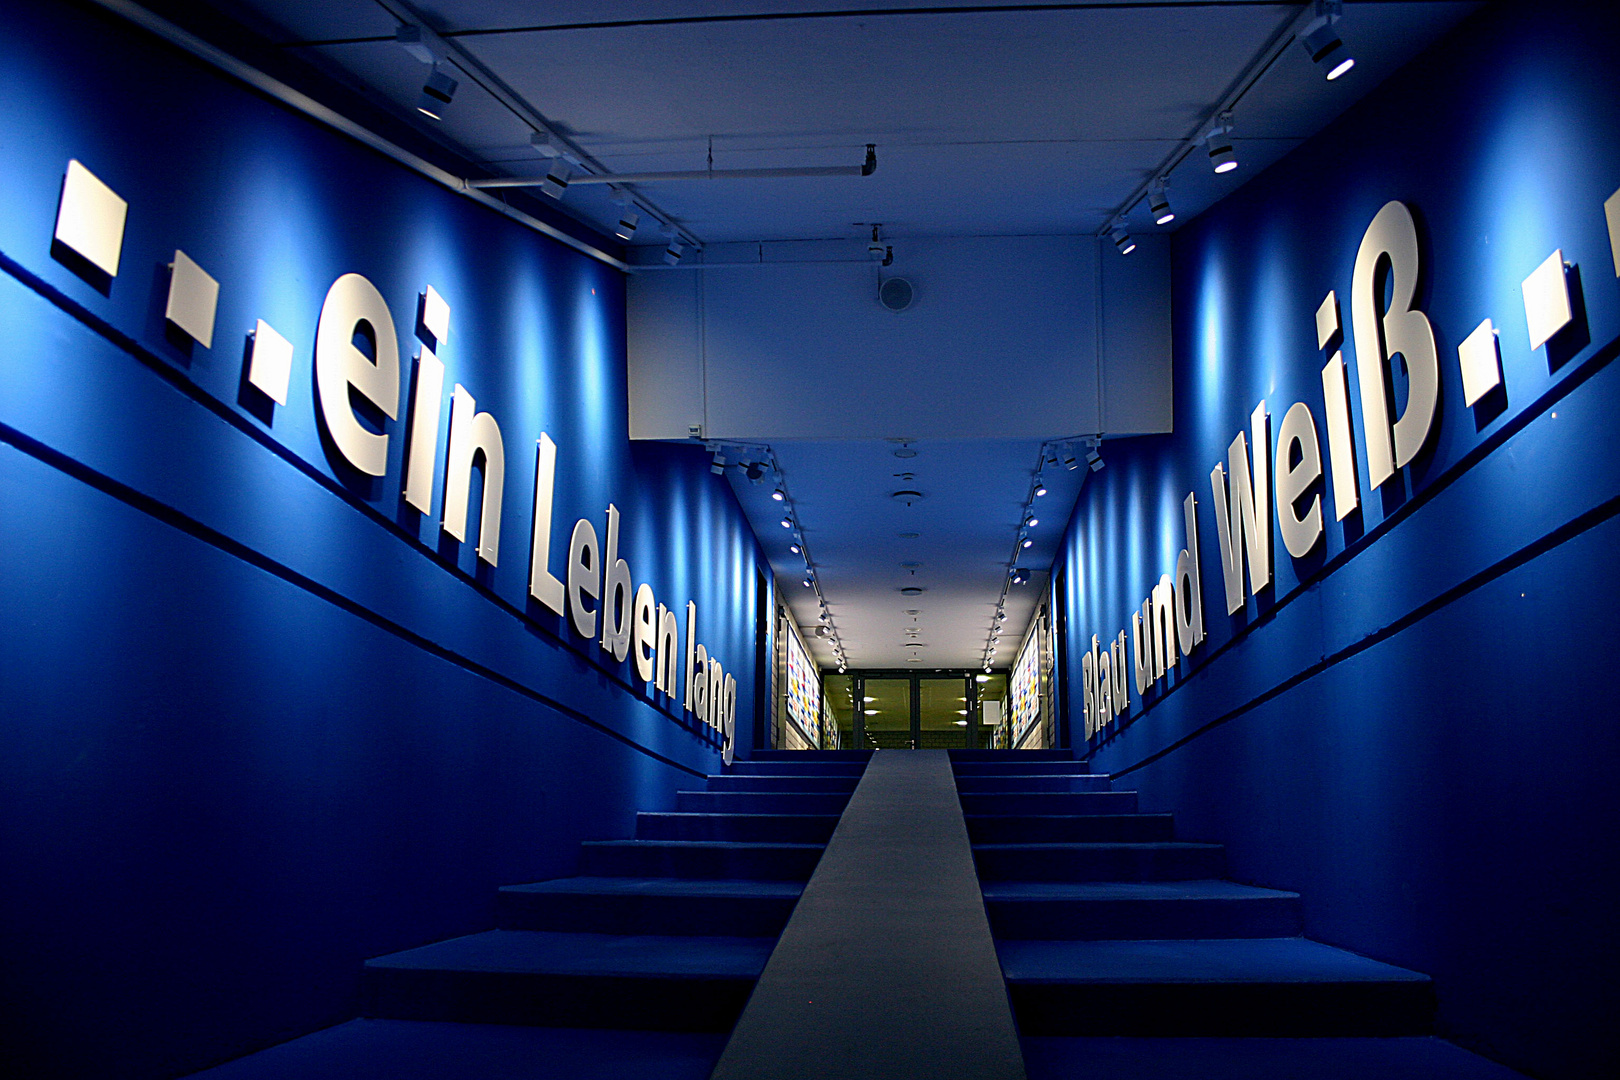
[950,750,1531,1074]
[188,1020,728,1080]
[1022,1037,1534,1080]
[186,752,869,1077]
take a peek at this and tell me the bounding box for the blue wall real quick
[1051,3,1619,1077]
[0,3,767,1077]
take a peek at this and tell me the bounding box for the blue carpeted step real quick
[982,880,1301,940]
[703,774,861,793]
[948,749,1075,762]
[952,761,1094,776]
[675,790,853,815]
[636,812,841,844]
[362,930,772,1031]
[998,937,1435,1036]
[580,839,825,881]
[966,813,1175,844]
[959,790,1138,816]
[953,774,1113,793]
[973,842,1225,882]
[497,877,804,936]
[181,1019,729,1079]
[725,760,868,777]
[747,750,873,761]
[1020,1036,1531,1080]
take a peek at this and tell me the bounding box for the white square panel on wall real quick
[248,320,294,405]
[1457,318,1502,407]
[165,250,219,348]
[1521,250,1572,351]
[53,160,127,277]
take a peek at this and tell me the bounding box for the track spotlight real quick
[395,24,438,64]
[1299,1,1354,81]
[780,517,793,529]
[803,577,814,588]
[664,239,684,266]
[710,451,726,475]
[867,224,886,259]
[1207,114,1237,174]
[1062,448,1080,471]
[1087,449,1104,472]
[771,488,785,502]
[1026,516,1038,528]
[416,67,458,120]
[615,210,639,242]
[1111,225,1136,256]
[1021,537,1034,549]
[1034,481,1047,497]
[540,161,571,199]
[789,543,802,555]
[744,462,767,483]
[529,131,579,166]
[1011,569,1031,585]
[997,611,1006,621]
[1148,181,1175,226]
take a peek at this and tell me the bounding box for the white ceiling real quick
[205,0,1481,670]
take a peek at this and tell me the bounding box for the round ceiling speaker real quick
[879,276,914,313]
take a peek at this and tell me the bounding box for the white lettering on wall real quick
[403,346,445,513]
[1174,493,1205,657]
[1320,349,1360,520]
[567,517,602,640]
[528,434,566,614]
[1210,400,1272,615]
[600,504,634,663]
[632,583,658,683]
[1275,401,1325,559]
[314,273,400,476]
[1351,200,1439,488]
[442,385,506,565]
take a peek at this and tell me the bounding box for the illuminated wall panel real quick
[1050,4,1620,1078]
[0,2,766,1077]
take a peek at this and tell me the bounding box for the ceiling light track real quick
[377,0,701,250]
[1097,0,1343,240]
[469,146,877,189]
[709,440,849,672]
[983,435,1099,669]
[84,0,631,270]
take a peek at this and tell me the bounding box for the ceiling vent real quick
[879,277,914,313]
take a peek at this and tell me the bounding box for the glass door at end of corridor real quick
[918,675,973,749]
[848,672,976,749]
[855,674,912,749]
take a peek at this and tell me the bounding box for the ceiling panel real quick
[196,0,1484,672]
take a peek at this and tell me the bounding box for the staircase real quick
[951,749,1528,1079]
[188,750,871,1079]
